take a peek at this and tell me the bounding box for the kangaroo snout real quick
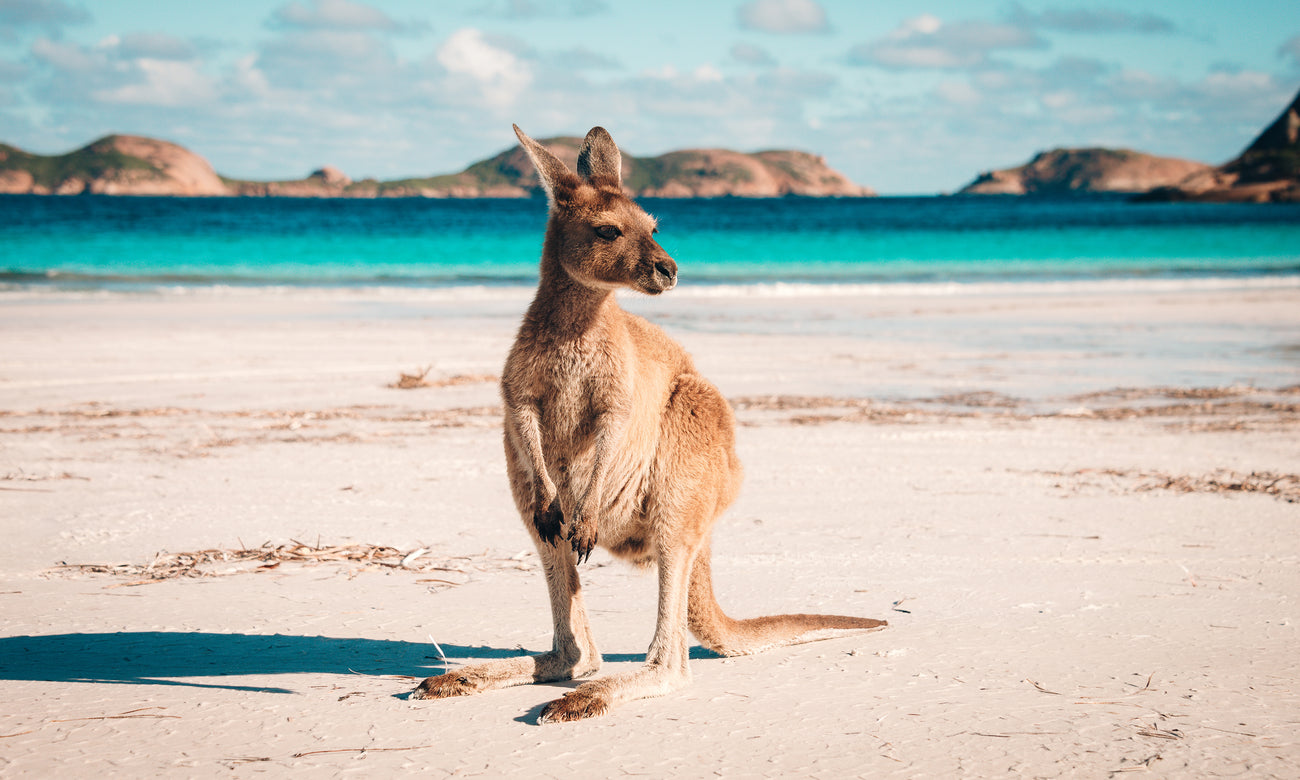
[651,256,678,292]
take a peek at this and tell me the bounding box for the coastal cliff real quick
[1139,87,1300,203]
[958,148,1210,195]
[0,134,873,199]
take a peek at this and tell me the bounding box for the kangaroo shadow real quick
[0,632,721,694]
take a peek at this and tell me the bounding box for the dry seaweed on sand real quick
[46,541,531,582]
[1040,468,1300,503]
[389,366,498,390]
[390,365,434,389]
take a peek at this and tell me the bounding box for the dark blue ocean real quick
[2,194,1298,292]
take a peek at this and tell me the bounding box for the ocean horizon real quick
[3,193,1299,297]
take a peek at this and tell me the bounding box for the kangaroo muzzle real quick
[650,256,677,293]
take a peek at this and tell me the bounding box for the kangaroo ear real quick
[513,124,578,204]
[576,126,621,185]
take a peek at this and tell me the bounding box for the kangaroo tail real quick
[686,541,887,657]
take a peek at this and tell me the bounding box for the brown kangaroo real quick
[411,125,886,722]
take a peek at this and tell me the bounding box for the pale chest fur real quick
[536,334,626,456]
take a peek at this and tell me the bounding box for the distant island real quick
[957,148,1210,195]
[0,134,873,199]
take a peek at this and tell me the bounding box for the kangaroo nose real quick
[654,258,677,281]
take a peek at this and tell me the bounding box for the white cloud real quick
[1200,69,1277,97]
[0,0,89,28]
[436,28,532,108]
[1039,89,1074,109]
[230,54,271,98]
[935,79,981,106]
[850,14,1045,70]
[93,58,216,106]
[30,36,99,71]
[730,42,776,67]
[899,14,942,36]
[1005,3,1176,35]
[693,64,723,82]
[253,29,401,93]
[472,0,609,19]
[737,0,828,34]
[270,0,401,31]
[116,32,198,61]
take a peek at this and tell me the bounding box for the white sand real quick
[1,285,1298,777]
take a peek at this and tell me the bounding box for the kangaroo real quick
[411,125,886,722]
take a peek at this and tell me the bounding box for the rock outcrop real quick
[1139,88,1300,203]
[0,134,873,199]
[226,166,355,197]
[0,135,227,196]
[959,148,1210,195]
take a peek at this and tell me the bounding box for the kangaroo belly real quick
[552,427,655,533]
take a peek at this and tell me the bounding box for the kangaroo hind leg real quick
[412,539,600,699]
[537,531,701,722]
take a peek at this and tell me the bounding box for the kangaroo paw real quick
[567,521,597,564]
[411,672,481,700]
[538,686,610,723]
[532,498,564,546]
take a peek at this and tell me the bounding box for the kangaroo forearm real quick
[509,404,555,499]
[579,410,628,512]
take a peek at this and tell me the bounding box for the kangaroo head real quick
[513,124,678,295]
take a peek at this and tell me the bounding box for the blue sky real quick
[2,0,1298,193]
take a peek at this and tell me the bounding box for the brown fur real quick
[411,125,886,721]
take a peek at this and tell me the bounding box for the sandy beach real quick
[2,284,1298,777]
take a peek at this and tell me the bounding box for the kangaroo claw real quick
[533,498,564,546]
[567,521,597,564]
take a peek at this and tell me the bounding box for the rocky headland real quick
[1138,88,1300,203]
[958,148,1210,195]
[0,135,227,196]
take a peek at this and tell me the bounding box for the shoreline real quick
[4,271,1300,300]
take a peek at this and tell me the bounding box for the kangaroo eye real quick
[594,225,622,241]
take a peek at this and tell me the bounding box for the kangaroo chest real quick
[535,338,616,449]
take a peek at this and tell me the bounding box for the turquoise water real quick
[2,194,1298,290]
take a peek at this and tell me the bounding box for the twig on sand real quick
[1026,679,1062,695]
[293,745,437,759]
[53,713,180,723]
[1201,725,1258,737]
[1136,726,1183,740]
[1111,753,1163,773]
[1129,672,1157,694]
